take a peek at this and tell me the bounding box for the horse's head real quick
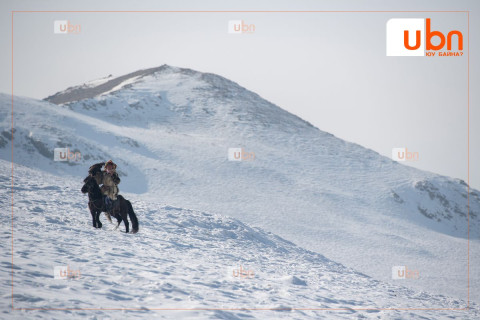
[81,176,92,194]
[88,162,105,179]
[82,175,101,194]
[93,171,103,185]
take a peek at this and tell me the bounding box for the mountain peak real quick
[41,64,313,133]
[44,64,199,105]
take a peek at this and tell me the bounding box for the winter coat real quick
[100,171,120,200]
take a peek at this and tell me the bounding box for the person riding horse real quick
[88,160,120,215]
[83,161,139,233]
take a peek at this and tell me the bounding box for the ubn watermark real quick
[54,265,81,279]
[392,147,419,162]
[54,20,81,34]
[228,20,255,34]
[230,265,255,279]
[54,148,81,161]
[392,266,419,280]
[228,148,255,161]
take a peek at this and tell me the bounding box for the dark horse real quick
[81,175,139,234]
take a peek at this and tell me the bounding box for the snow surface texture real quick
[0,160,477,319]
[1,64,479,318]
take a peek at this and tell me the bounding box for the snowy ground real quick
[1,160,478,319]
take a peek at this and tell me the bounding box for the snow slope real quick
[0,160,477,319]
[1,65,479,314]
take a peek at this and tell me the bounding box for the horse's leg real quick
[105,211,112,223]
[89,204,97,228]
[123,213,129,233]
[120,203,129,233]
[114,216,121,230]
[103,197,113,223]
[96,211,102,228]
[112,206,122,230]
[126,200,139,234]
[92,212,97,228]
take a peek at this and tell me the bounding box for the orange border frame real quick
[10,10,470,313]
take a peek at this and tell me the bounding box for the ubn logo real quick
[54,148,81,161]
[228,148,255,161]
[392,147,419,162]
[228,20,255,34]
[54,265,81,279]
[392,266,419,280]
[54,20,81,34]
[386,18,463,56]
[231,265,255,279]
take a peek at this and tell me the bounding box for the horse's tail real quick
[126,200,139,233]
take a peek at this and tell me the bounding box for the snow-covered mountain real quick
[1,65,479,316]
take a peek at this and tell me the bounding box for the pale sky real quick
[1,0,479,190]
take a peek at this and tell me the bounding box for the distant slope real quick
[0,159,477,319]
[0,94,148,193]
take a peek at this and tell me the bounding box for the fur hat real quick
[104,160,117,169]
